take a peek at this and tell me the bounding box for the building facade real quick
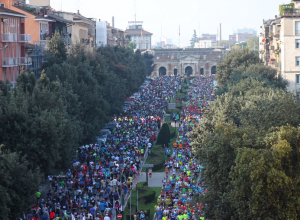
[0,6,29,84]
[151,48,225,77]
[194,40,217,48]
[125,24,152,50]
[260,0,300,96]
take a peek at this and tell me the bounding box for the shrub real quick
[156,123,170,145]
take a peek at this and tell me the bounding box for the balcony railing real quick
[280,7,300,16]
[2,58,18,67]
[19,57,31,65]
[19,34,31,42]
[1,33,17,42]
[34,40,49,50]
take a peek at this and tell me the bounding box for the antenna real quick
[134,0,136,24]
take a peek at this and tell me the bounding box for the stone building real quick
[151,48,226,77]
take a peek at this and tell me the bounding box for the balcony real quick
[19,34,31,42]
[19,57,31,65]
[280,5,300,16]
[1,33,17,42]
[2,58,18,67]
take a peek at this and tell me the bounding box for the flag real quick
[179,26,180,36]
[141,28,143,40]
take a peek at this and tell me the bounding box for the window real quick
[0,3,5,7]
[296,40,300,48]
[297,57,300,66]
[296,21,300,35]
[297,74,300,84]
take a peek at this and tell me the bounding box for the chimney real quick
[112,16,115,28]
[77,10,80,14]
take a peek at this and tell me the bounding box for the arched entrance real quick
[200,68,204,75]
[211,66,217,74]
[174,69,178,76]
[159,66,167,76]
[185,66,193,76]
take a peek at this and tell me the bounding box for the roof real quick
[0,7,28,18]
[47,14,72,23]
[125,29,153,35]
[13,5,53,21]
[34,17,54,22]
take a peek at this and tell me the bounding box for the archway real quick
[185,66,193,76]
[200,68,204,75]
[211,66,217,74]
[174,69,178,76]
[159,66,167,76]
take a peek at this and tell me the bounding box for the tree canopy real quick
[0,33,152,218]
[190,49,300,219]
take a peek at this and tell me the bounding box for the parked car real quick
[104,121,118,130]
[100,129,111,135]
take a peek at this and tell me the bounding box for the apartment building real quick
[260,0,300,96]
[0,6,29,84]
[49,10,95,52]
[125,23,152,50]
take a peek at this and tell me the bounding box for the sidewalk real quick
[137,172,165,187]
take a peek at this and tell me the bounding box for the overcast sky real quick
[49,0,291,47]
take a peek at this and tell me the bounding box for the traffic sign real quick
[117,214,122,219]
[142,164,154,168]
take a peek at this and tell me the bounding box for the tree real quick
[190,47,300,219]
[43,32,67,68]
[0,150,40,220]
[215,48,260,87]
[190,30,198,48]
[0,72,78,175]
[143,52,154,76]
[246,35,259,54]
[156,123,170,146]
[45,45,148,145]
[230,125,300,219]
[129,42,137,51]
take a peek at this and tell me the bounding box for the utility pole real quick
[137,188,139,212]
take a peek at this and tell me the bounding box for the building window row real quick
[296,57,300,66]
[297,74,300,84]
[296,39,300,48]
[296,22,300,35]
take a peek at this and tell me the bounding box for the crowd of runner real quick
[26,76,181,220]
[154,75,215,220]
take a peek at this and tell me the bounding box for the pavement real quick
[137,172,165,187]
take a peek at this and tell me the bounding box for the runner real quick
[149,168,153,179]
[26,76,182,219]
